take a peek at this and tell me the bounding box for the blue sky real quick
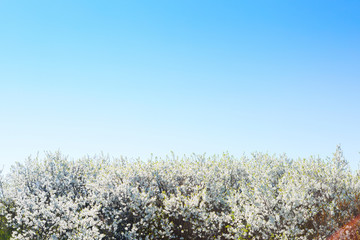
[1,0,359,173]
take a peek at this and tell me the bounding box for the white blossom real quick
[0,147,359,239]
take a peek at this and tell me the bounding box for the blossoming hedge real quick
[0,146,359,239]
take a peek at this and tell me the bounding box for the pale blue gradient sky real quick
[1,0,359,173]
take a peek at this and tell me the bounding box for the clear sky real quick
[1,0,359,173]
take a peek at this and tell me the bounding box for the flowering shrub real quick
[1,147,360,239]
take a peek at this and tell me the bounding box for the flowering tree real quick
[1,147,360,239]
[0,168,12,239]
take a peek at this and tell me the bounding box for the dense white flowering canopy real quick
[0,146,359,239]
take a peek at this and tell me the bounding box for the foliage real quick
[0,147,359,239]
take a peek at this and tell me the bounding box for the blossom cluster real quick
[0,146,359,239]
